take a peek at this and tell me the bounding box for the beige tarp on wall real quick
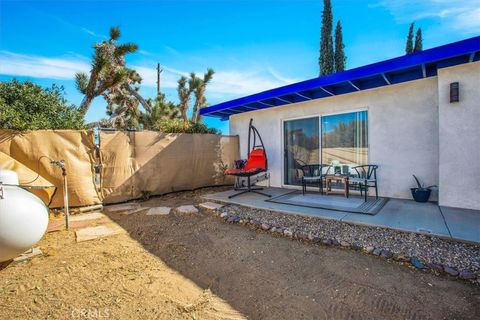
[0,130,101,208]
[0,151,56,205]
[99,131,239,204]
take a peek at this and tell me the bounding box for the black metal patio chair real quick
[349,165,379,202]
[299,164,332,195]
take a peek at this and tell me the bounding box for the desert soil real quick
[1,187,479,320]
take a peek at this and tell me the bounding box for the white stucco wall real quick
[438,61,480,210]
[230,77,440,200]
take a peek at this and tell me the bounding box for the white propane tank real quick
[0,170,49,262]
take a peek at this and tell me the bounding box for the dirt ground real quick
[1,188,479,320]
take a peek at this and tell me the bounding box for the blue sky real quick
[1,0,479,133]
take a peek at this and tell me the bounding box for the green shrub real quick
[154,118,220,134]
[0,79,85,130]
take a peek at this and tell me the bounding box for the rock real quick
[443,266,459,276]
[351,243,362,251]
[331,239,340,246]
[410,257,425,269]
[275,228,284,235]
[372,248,382,256]
[322,239,333,246]
[261,223,271,231]
[307,233,315,241]
[146,207,171,216]
[295,232,308,241]
[251,220,262,228]
[312,236,321,243]
[425,262,443,273]
[284,229,293,238]
[176,205,199,214]
[393,253,410,262]
[220,212,229,218]
[270,227,277,232]
[340,241,350,248]
[227,216,240,223]
[380,250,393,259]
[364,246,375,254]
[199,202,223,211]
[459,271,475,280]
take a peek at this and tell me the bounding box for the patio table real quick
[324,175,349,198]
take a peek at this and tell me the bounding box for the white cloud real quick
[0,52,298,100]
[374,0,480,33]
[0,51,90,79]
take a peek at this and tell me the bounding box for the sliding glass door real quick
[283,111,368,186]
[321,111,368,175]
[283,117,320,186]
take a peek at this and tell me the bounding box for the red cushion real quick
[225,148,267,176]
[244,149,267,171]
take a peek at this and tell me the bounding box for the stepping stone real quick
[70,212,106,222]
[146,207,171,216]
[120,207,147,215]
[176,205,199,214]
[199,202,223,210]
[103,203,139,213]
[13,248,43,262]
[75,224,124,242]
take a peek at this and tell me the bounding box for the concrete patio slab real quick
[341,199,451,238]
[441,206,480,244]
[204,188,349,221]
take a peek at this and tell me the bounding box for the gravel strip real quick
[213,203,480,283]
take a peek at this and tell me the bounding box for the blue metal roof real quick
[201,36,480,120]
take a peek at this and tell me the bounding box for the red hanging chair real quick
[225,119,271,199]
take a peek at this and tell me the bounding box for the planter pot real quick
[410,188,431,203]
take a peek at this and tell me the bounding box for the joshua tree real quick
[177,76,194,121]
[104,86,141,129]
[141,93,180,129]
[75,26,151,117]
[190,68,214,123]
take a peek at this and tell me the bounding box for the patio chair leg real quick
[364,185,368,202]
[375,184,378,199]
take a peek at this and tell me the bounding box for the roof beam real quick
[295,92,312,100]
[319,86,334,96]
[348,81,361,91]
[257,101,275,107]
[240,105,258,111]
[274,96,292,104]
[381,73,391,85]
[421,64,427,78]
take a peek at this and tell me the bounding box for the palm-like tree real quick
[75,26,150,117]
[141,93,180,130]
[190,68,214,123]
[104,86,141,129]
[177,76,194,121]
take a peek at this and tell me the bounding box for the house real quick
[201,36,480,211]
